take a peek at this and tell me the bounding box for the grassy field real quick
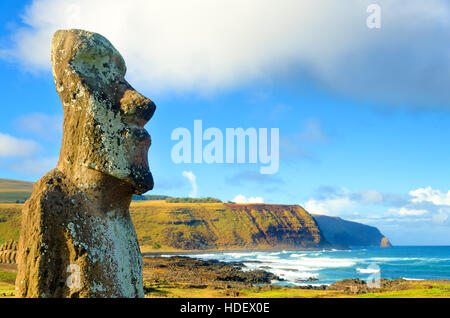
[240,281,450,298]
[143,279,450,298]
[0,268,16,297]
[0,204,21,245]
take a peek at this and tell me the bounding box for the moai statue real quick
[16,29,155,298]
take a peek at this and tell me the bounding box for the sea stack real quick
[380,237,392,248]
[15,29,155,298]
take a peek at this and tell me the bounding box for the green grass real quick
[358,289,449,298]
[357,282,450,298]
[144,282,224,298]
[0,270,17,284]
[0,282,15,297]
[144,282,450,298]
[238,286,343,298]
[0,204,22,244]
[0,270,16,298]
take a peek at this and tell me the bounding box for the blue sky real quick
[1,0,450,245]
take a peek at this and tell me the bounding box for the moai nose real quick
[120,88,156,127]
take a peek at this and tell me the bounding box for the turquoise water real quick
[165,246,450,286]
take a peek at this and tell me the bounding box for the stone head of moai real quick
[51,29,155,194]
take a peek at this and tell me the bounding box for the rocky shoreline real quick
[143,256,278,290]
[142,256,450,296]
[143,256,342,292]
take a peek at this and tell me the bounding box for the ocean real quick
[159,246,450,286]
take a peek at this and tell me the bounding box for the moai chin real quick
[15,29,155,298]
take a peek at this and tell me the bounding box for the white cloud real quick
[4,0,450,105]
[15,113,62,139]
[0,133,40,157]
[388,207,428,216]
[432,209,449,225]
[302,188,386,216]
[409,187,450,206]
[232,194,264,204]
[182,170,197,198]
[8,156,58,176]
[360,190,383,204]
[303,196,354,215]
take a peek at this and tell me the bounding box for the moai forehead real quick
[52,29,126,85]
[51,29,155,194]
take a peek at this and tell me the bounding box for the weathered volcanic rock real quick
[380,237,392,248]
[15,29,156,298]
[0,240,17,264]
[143,256,279,289]
[327,278,370,294]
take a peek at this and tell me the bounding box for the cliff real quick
[132,202,327,250]
[312,214,389,248]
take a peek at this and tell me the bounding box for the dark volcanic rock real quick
[295,277,319,282]
[327,278,369,294]
[143,256,278,289]
[295,284,328,290]
[327,278,413,294]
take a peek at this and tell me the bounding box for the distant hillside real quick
[132,202,326,251]
[132,194,171,201]
[132,195,222,203]
[165,197,222,203]
[0,179,33,203]
[312,214,386,248]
